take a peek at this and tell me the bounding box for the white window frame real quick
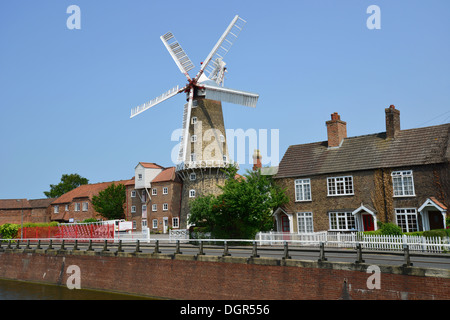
[132,220,137,230]
[191,135,197,142]
[152,188,157,196]
[392,170,415,197]
[327,176,354,196]
[190,153,196,162]
[152,204,157,212]
[395,208,418,233]
[163,203,168,211]
[190,173,196,181]
[189,189,196,198]
[172,217,179,228]
[191,116,197,124]
[297,212,314,233]
[138,174,143,181]
[75,203,81,212]
[163,187,168,195]
[131,205,136,213]
[328,212,356,231]
[54,205,59,214]
[65,204,69,212]
[131,190,136,198]
[152,219,158,229]
[295,179,312,202]
[82,202,88,212]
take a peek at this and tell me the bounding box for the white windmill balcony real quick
[176,159,239,171]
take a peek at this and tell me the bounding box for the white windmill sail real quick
[130,85,180,118]
[201,83,259,108]
[195,15,246,81]
[178,87,195,164]
[161,32,195,79]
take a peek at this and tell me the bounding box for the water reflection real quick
[0,279,152,300]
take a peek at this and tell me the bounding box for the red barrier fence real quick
[17,223,114,240]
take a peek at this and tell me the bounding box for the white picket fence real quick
[256,231,450,253]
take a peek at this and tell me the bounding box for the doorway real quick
[362,214,374,231]
[428,211,444,230]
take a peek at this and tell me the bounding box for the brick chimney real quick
[385,105,400,139]
[252,149,262,171]
[326,112,347,148]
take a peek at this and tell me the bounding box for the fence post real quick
[117,240,124,253]
[153,240,161,254]
[283,241,291,260]
[175,240,182,255]
[355,243,365,264]
[318,242,327,262]
[87,240,94,251]
[402,244,413,267]
[251,241,259,258]
[222,241,230,257]
[197,241,205,256]
[135,239,142,253]
[102,239,109,252]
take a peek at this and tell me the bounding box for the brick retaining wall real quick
[0,249,448,300]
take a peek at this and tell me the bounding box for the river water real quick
[0,278,152,300]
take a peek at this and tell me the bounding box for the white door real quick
[163,217,169,234]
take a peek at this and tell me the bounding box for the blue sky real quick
[1,0,449,200]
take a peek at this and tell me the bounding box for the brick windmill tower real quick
[129,15,259,227]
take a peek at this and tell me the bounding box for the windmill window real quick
[191,135,197,142]
[190,173,196,181]
[190,153,196,161]
[191,117,197,124]
[192,100,198,108]
[189,189,196,198]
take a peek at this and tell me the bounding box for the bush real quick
[423,229,450,238]
[0,224,19,240]
[379,222,403,236]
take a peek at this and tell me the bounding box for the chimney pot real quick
[252,149,262,171]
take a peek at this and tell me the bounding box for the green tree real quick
[91,183,126,220]
[44,173,89,198]
[188,165,289,239]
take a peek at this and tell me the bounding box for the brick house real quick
[126,163,182,233]
[0,198,55,225]
[51,179,132,223]
[274,105,449,234]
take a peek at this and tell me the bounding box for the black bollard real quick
[153,240,161,254]
[73,240,80,251]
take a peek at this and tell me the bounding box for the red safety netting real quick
[18,223,114,240]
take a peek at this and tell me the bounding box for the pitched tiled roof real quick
[275,123,450,179]
[152,167,180,183]
[52,179,132,204]
[28,198,56,208]
[138,162,165,169]
[0,199,31,210]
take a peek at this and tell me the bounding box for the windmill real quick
[130,15,259,226]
